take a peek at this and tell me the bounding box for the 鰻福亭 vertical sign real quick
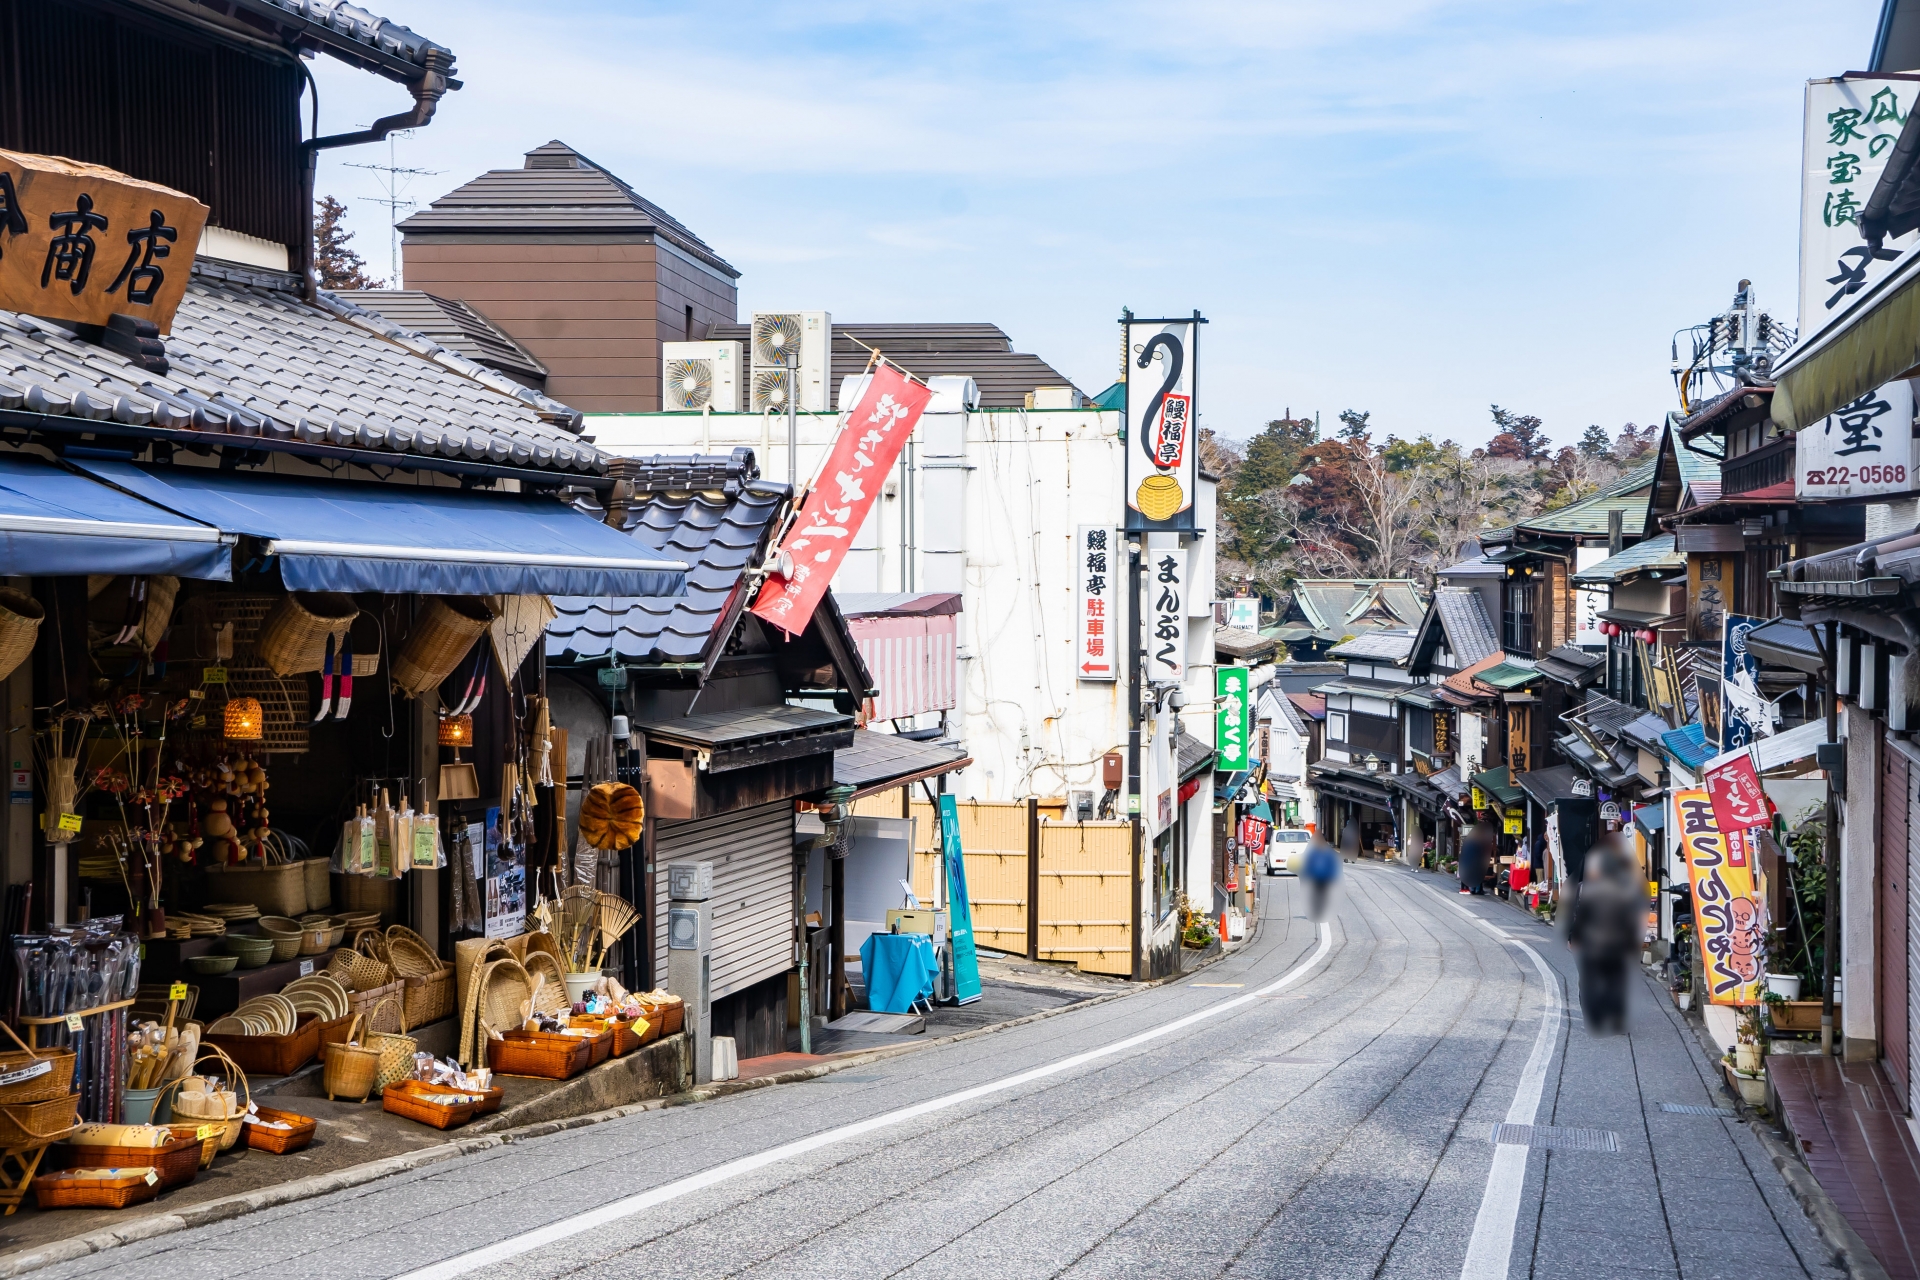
[1142,534,1187,682]
[0,149,207,332]
[1075,525,1117,681]
[1216,666,1251,770]
[1675,787,1766,1006]
[752,364,933,635]
[1123,314,1203,532]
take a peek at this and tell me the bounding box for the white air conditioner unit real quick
[749,311,831,412]
[660,340,741,412]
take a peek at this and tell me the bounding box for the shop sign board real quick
[1142,534,1187,682]
[1799,77,1918,336]
[1123,316,1202,532]
[1704,747,1771,836]
[1216,666,1250,770]
[1675,787,1767,1006]
[1075,525,1117,681]
[937,795,983,1004]
[1574,546,1609,646]
[1720,614,1774,748]
[1796,379,1916,500]
[1226,596,1258,629]
[1502,811,1524,836]
[1688,555,1729,644]
[752,364,933,636]
[0,149,208,333]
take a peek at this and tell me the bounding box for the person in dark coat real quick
[1564,836,1646,1036]
[1459,822,1493,895]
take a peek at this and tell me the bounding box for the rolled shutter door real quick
[653,801,796,1001]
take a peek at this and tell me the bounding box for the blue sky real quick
[313,0,1882,449]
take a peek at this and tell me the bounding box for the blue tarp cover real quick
[75,461,687,597]
[858,933,939,1015]
[0,454,231,580]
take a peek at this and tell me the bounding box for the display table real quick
[858,933,938,1015]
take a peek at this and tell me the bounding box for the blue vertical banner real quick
[938,794,983,1004]
[1720,614,1766,750]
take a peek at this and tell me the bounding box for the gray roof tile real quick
[1432,588,1500,667]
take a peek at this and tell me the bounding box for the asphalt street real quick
[42,863,1844,1280]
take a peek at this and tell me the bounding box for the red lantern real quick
[1638,629,1657,645]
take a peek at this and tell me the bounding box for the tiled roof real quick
[1515,458,1657,537]
[1432,588,1500,667]
[545,449,789,664]
[1286,691,1326,721]
[1176,732,1216,780]
[1439,650,1509,702]
[401,142,736,276]
[1660,722,1716,770]
[707,321,1082,410]
[1438,555,1506,579]
[228,0,452,78]
[1536,644,1605,688]
[1470,766,1524,807]
[340,290,547,385]
[1326,630,1415,662]
[1216,626,1279,661]
[1289,580,1425,631]
[835,728,968,795]
[1578,692,1645,738]
[1262,687,1310,737]
[0,259,601,476]
[1570,533,1684,585]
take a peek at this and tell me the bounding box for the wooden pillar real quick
[829,845,848,1018]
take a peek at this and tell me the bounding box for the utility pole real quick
[344,130,440,286]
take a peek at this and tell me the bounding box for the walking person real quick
[1459,821,1493,895]
[1302,835,1341,922]
[1338,823,1361,862]
[1564,835,1645,1036]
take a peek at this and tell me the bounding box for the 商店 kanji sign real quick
[0,149,206,332]
[751,364,933,636]
[1075,525,1116,681]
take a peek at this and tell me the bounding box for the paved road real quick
[48,863,1843,1280]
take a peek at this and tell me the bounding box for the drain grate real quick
[1659,1103,1736,1117]
[1489,1124,1619,1152]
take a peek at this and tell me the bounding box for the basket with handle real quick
[322,1014,381,1102]
[0,1020,75,1104]
[328,943,392,994]
[385,926,444,977]
[159,1045,252,1151]
[361,995,416,1098]
[400,969,454,1028]
[0,588,43,683]
[390,596,496,697]
[255,591,360,678]
[0,1092,77,1146]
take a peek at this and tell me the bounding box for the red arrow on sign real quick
[1081,662,1109,673]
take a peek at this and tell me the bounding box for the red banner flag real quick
[1703,750,1771,846]
[750,364,934,636]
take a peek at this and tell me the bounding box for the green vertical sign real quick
[1216,666,1251,769]
[939,794,983,1005]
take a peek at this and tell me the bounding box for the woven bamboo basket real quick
[381,1079,479,1130]
[0,1094,77,1147]
[302,858,332,914]
[256,591,360,677]
[328,945,392,994]
[245,1105,317,1154]
[160,1046,250,1151]
[460,958,534,1068]
[0,1021,75,1104]
[33,1169,161,1210]
[390,596,496,697]
[62,1133,201,1190]
[343,978,405,1035]
[522,952,570,1018]
[0,589,42,683]
[385,926,444,977]
[323,1014,381,1102]
[364,996,415,1098]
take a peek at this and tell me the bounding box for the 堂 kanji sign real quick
[0,150,206,332]
[751,364,933,636]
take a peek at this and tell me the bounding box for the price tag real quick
[63,1014,82,1032]
[57,811,81,833]
[197,1123,219,1140]
[298,959,314,977]
[168,981,188,1002]
[203,665,228,685]
[143,1169,159,1186]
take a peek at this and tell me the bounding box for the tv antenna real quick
[344,129,440,287]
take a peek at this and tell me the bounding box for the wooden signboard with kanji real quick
[0,149,207,332]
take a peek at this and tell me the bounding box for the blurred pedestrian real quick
[1459,822,1493,896]
[1302,835,1340,922]
[1338,824,1361,862]
[1564,835,1645,1036]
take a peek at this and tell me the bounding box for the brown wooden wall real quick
[401,236,738,413]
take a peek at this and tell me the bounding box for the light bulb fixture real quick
[438,713,474,748]
[223,696,264,741]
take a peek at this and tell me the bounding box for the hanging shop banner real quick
[1799,77,1918,336]
[937,794,982,1004]
[1796,379,1916,500]
[1720,614,1774,749]
[1216,666,1251,770]
[1237,814,1269,854]
[1075,525,1118,681]
[1675,786,1767,1006]
[751,363,933,636]
[1574,546,1609,646]
[0,149,208,333]
[1123,315,1203,532]
[1704,747,1772,836]
[1502,811,1524,836]
[1143,533,1187,682]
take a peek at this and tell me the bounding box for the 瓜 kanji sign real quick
[1800,77,1916,335]
[1216,666,1250,770]
[0,149,206,332]
[1675,786,1767,1006]
[751,364,933,636]
[1075,525,1117,681]
[1704,747,1772,837]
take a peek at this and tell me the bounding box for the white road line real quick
[394,924,1337,1280]
[1432,893,1563,1280]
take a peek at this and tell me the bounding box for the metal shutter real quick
[1883,743,1909,1104]
[653,801,796,1002]
[1908,758,1920,1117]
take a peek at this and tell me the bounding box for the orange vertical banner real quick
[1673,787,1766,1006]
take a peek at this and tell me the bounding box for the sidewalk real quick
[1771,1054,1920,1279]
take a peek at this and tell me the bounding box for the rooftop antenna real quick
[344,129,440,286]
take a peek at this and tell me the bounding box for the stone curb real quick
[1748,1118,1892,1280]
[0,938,1240,1277]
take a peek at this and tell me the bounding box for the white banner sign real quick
[1800,77,1920,336]
[1574,546,1608,646]
[1124,317,1201,533]
[1797,378,1916,499]
[1143,533,1187,682]
[1075,524,1117,681]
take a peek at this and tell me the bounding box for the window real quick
[1408,707,1436,754]
[1328,711,1348,742]
[1504,580,1536,656]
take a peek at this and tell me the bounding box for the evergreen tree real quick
[1486,404,1550,460]
[313,195,382,290]
[1336,409,1371,442]
[1577,424,1612,458]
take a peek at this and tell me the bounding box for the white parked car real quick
[1266,828,1311,875]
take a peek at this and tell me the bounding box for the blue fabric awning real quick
[74,462,687,597]
[0,455,231,580]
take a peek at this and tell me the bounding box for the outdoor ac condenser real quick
[749,311,831,412]
[661,340,741,412]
